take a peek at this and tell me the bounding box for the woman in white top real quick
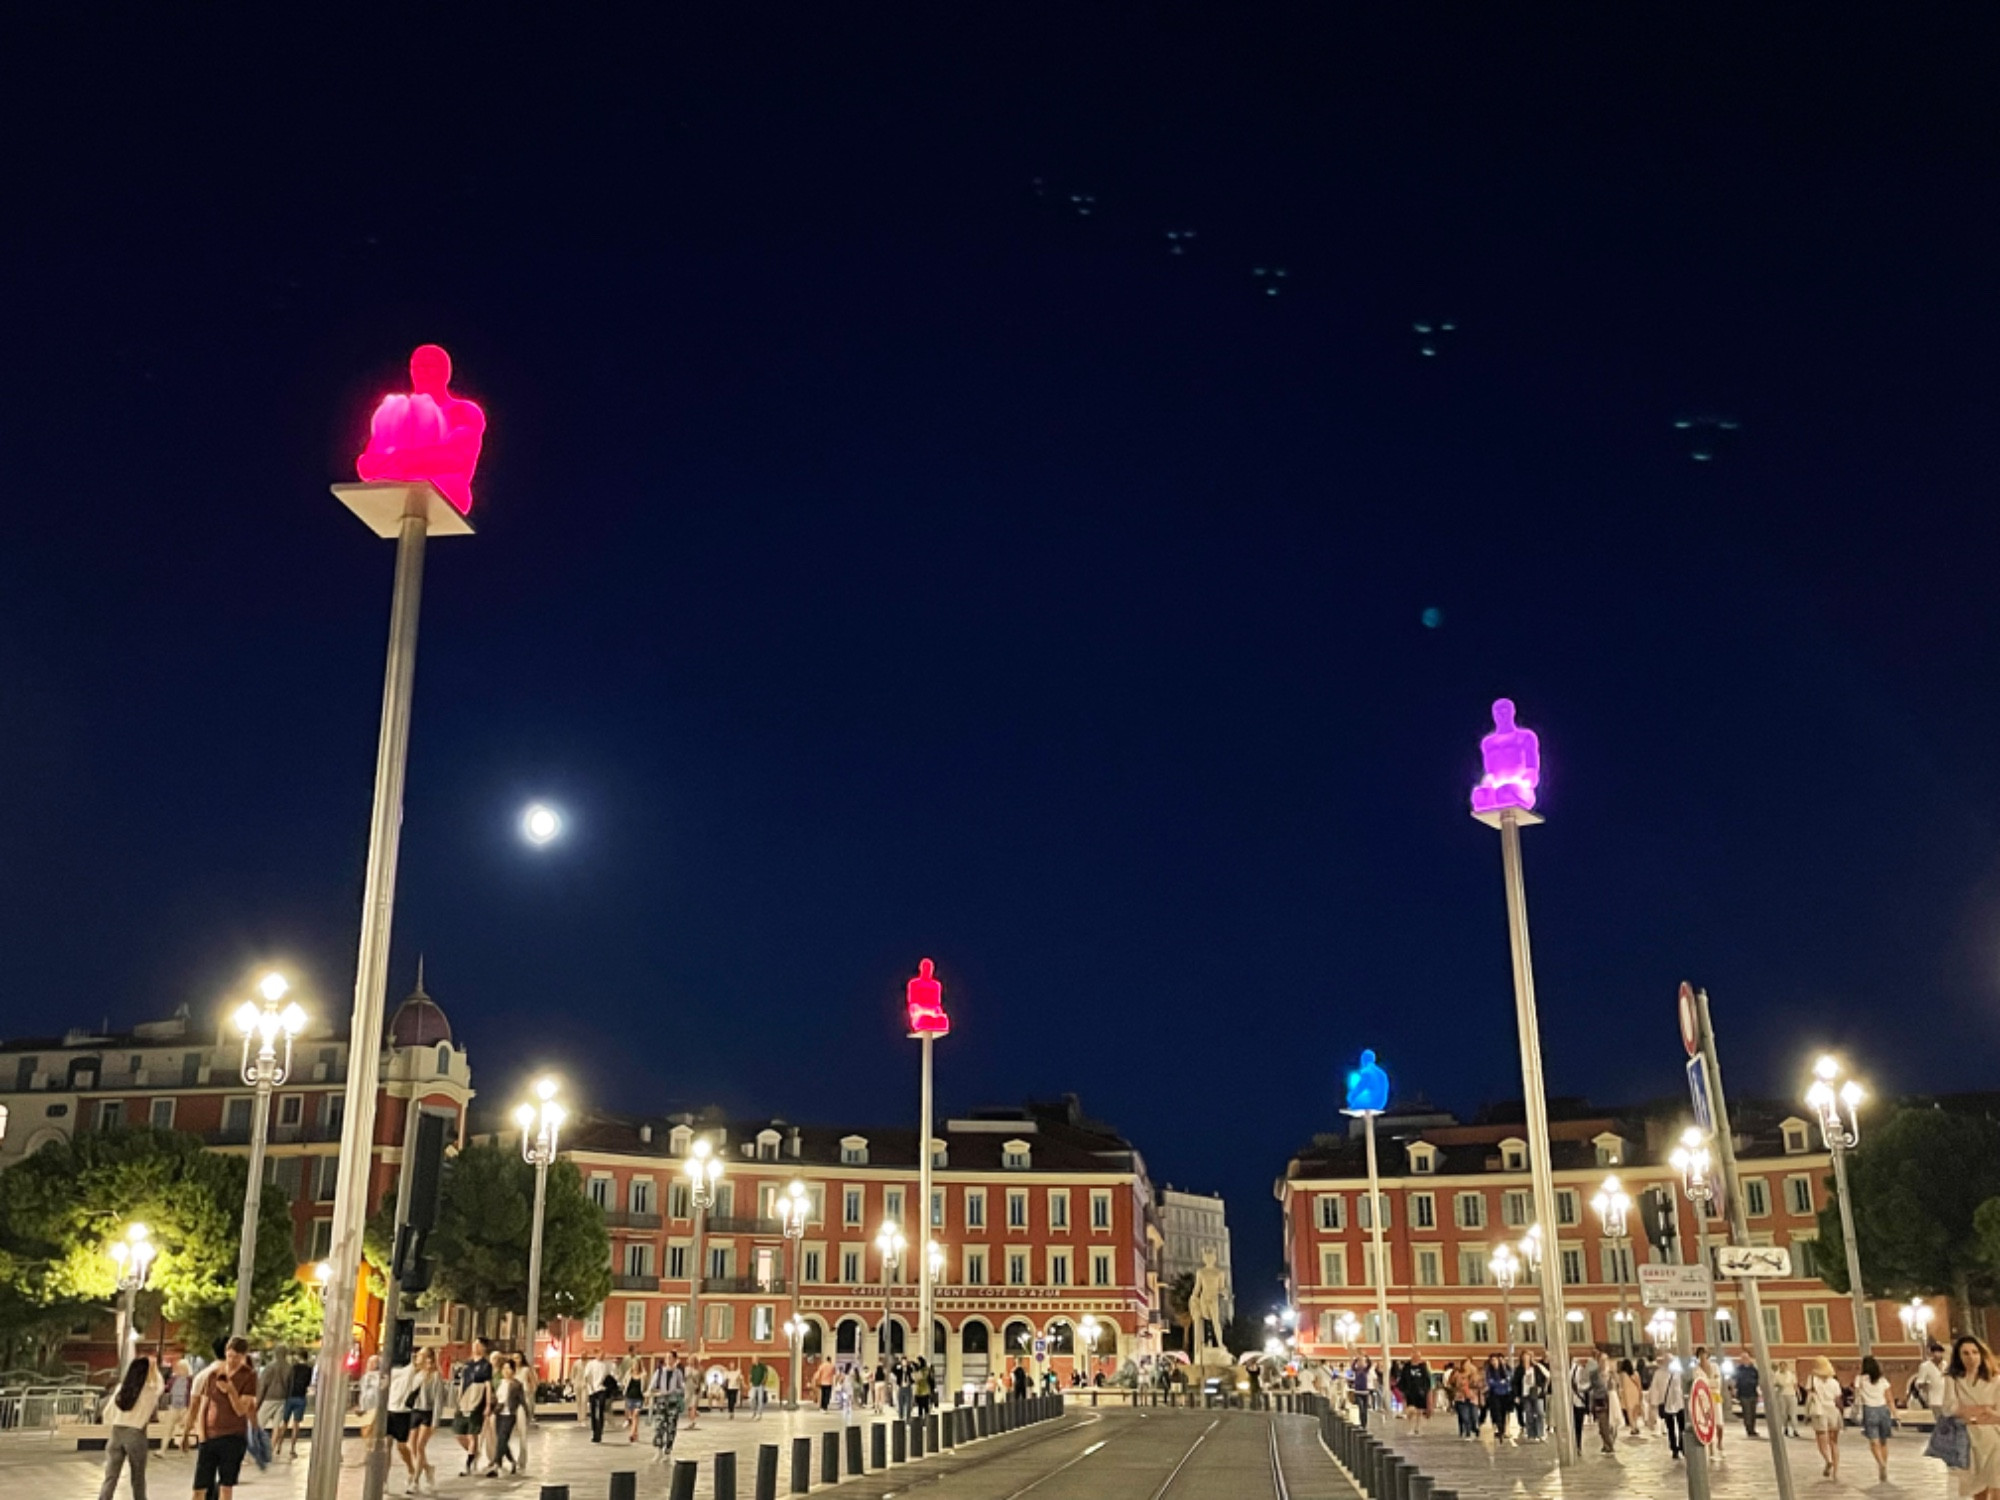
[1854,1356,1894,1482]
[98,1355,163,1500]
[1940,1334,2000,1500]
[1805,1355,1845,1479]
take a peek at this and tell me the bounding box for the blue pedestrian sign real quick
[1687,1054,1714,1136]
[1033,1337,1047,1360]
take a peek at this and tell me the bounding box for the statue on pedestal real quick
[1471,697,1540,814]
[355,344,487,515]
[1187,1246,1230,1366]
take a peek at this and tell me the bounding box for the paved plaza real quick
[1374,1417,1954,1498]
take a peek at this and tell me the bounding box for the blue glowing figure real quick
[1345,1049,1390,1114]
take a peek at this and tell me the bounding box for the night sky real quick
[4,9,1999,1311]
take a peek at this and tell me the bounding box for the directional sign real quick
[1686,1054,1715,1136]
[1688,1374,1717,1447]
[1679,981,1700,1057]
[1033,1337,1048,1360]
[1715,1244,1793,1279]
[1639,1263,1716,1310]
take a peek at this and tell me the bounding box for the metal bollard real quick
[910,1416,925,1459]
[976,1400,989,1437]
[941,1410,955,1448]
[536,1487,569,1500]
[756,1444,779,1500]
[871,1423,887,1470]
[610,1475,637,1500]
[928,1412,940,1450]
[714,1450,737,1500]
[820,1430,839,1483]
[844,1424,863,1475]
[789,1436,810,1495]
[892,1419,907,1463]
[669,1460,697,1500]
[1409,1472,1434,1500]
[1382,1452,1407,1500]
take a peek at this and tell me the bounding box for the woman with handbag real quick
[1805,1355,1845,1479]
[1939,1334,2000,1498]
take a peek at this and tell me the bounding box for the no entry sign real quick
[1678,981,1700,1057]
[1689,1373,1717,1447]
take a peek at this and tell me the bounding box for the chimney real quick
[640,1123,654,1145]
[788,1127,802,1159]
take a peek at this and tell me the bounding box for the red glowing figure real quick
[906,957,949,1038]
[355,344,486,515]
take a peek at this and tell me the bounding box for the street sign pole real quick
[1693,984,1796,1500]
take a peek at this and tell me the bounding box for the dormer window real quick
[1781,1119,1811,1156]
[757,1129,781,1161]
[1002,1139,1032,1170]
[931,1138,948,1170]
[1500,1139,1527,1172]
[1592,1132,1628,1168]
[841,1135,869,1166]
[1407,1142,1438,1175]
[669,1124,693,1157]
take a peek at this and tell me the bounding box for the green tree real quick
[0,1127,298,1352]
[428,1143,610,1330]
[1815,1105,2000,1314]
[250,1279,326,1350]
[1161,1271,1194,1353]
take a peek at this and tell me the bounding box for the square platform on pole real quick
[332,481,475,538]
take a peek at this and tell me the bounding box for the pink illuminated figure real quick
[906,957,950,1038]
[1471,698,1541,813]
[355,344,486,515]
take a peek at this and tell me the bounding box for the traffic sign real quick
[1686,1054,1714,1136]
[1639,1263,1716,1310]
[1678,981,1700,1057]
[1688,1374,1717,1447]
[1033,1337,1048,1360]
[1715,1245,1793,1279]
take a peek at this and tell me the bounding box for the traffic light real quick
[1639,1185,1678,1255]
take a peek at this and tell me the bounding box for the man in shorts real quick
[453,1337,494,1475]
[192,1336,260,1500]
[278,1352,313,1457]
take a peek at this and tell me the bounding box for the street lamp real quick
[108,1223,156,1369]
[1647,1309,1677,1350]
[1670,1126,1722,1347]
[1334,1312,1361,1349]
[1342,1049,1396,1379]
[875,1221,906,1363]
[231,972,307,1338]
[1490,1243,1520,1354]
[1806,1055,1872,1358]
[1592,1175,1634,1359]
[1081,1316,1101,1379]
[513,1076,565,1379]
[776,1180,810,1409]
[1898,1298,1933,1357]
[684,1139,723,1358]
[783,1316,807,1398]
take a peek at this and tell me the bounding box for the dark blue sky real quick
[3,8,1998,1310]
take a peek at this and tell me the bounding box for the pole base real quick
[332,481,475,538]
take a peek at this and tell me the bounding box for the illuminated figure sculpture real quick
[1471,698,1540,814]
[355,344,486,515]
[1345,1049,1389,1115]
[1187,1247,1230,1364]
[906,957,949,1037]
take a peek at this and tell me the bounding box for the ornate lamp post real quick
[1592,1175,1634,1359]
[1805,1055,1871,1358]
[776,1180,810,1408]
[1670,1127,1721,1344]
[1490,1243,1521,1354]
[1081,1316,1102,1380]
[232,972,306,1339]
[1898,1298,1933,1358]
[874,1220,906,1363]
[1468,699,1575,1464]
[514,1077,565,1379]
[109,1223,157,1369]
[684,1139,723,1358]
[1647,1309,1677,1351]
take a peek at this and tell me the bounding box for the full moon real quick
[521,803,562,845]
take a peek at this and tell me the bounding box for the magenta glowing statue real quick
[1471,698,1541,814]
[355,344,486,515]
[906,957,950,1038]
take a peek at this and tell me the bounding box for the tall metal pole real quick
[1696,987,1796,1500]
[1665,1195,1712,1500]
[306,496,430,1500]
[1829,1142,1871,1359]
[1494,808,1576,1464]
[230,1074,274,1339]
[688,1199,709,1361]
[525,1157,549,1376]
[918,1034,934,1375]
[361,1095,425,1500]
[1361,1112,1393,1379]
[117,1283,136,1371]
[1616,1249,1632,1360]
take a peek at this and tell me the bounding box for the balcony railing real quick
[700,1276,787,1296]
[612,1273,659,1292]
[601,1210,663,1230]
[705,1215,784,1236]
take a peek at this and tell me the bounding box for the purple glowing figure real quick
[1471,698,1541,814]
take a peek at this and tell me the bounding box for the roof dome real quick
[389,962,452,1048]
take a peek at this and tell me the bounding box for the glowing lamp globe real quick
[906,957,949,1038]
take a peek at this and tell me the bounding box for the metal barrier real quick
[0,1383,104,1436]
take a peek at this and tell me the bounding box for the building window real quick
[1455,1193,1485,1230]
[844,1188,863,1227]
[885,1188,904,1226]
[1567,1309,1590,1340]
[1457,1250,1488,1287]
[1410,1193,1435,1230]
[1786,1176,1815,1216]
[624,1301,646,1340]
[709,1245,730,1280]
[1091,1191,1113,1230]
[1419,1312,1446,1344]
[625,1243,651,1277]
[1007,1252,1028,1286]
[1048,1191,1070,1230]
[662,1304,683,1340]
[584,1305,604,1339]
[669,1182,690,1219]
[589,1176,613,1210]
[1357,1193,1389,1230]
[1007,1191,1028,1229]
[1555,1189,1580,1226]
[966,1190,986,1229]
[1316,1195,1345,1231]
[1805,1305,1831,1344]
[803,1248,823,1283]
[1364,1310,1398,1345]
[757,1133,779,1161]
[842,1249,862,1283]
[704,1304,732,1342]
[1502,1190,1531,1228]
[1560,1248,1584,1286]
[1467,1311,1493,1344]
[1745,1179,1770,1217]
[1601,1243,1633,1282]
[965,1249,986,1286]
[149,1098,175,1130]
[310,1219,332,1259]
[1320,1248,1347,1287]
[1761,1305,1783,1345]
[314,1157,338,1202]
[279,1095,303,1126]
[1415,1247,1442,1287]
[435,1044,451,1074]
[1501,1141,1526,1171]
[1363,1244,1387,1288]
[1049,1251,1070,1287]
[1092,1250,1113,1287]
[753,1305,775,1342]
[96,1100,124,1131]
[668,1245,688,1278]
[1783,1123,1809,1155]
[630,1179,655,1216]
[841,1137,868,1166]
[1002,1139,1032,1169]
[1715,1308,1736,1341]
[932,1190,945,1229]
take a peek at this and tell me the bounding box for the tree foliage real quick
[427,1143,610,1328]
[1161,1271,1193,1352]
[0,1127,298,1351]
[250,1279,326,1350]
[1815,1105,2000,1312]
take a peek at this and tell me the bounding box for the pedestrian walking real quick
[1733,1353,1761,1438]
[1940,1334,2000,1500]
[254,1347,291,1437]
[587,1367,617,1442]
[1652,1356,1686,1460]
[484,1358,526,1477]
[817,1357,836,1411]
[747,1358,771,1418]
[1589,1352,1617,1453]
[648,1352,687,1463]
[724,1361,743,1417]
[1912,1342,1948,1411]
[1451,1361,1479,1439]
[1771,1358,1800,1436]
[1399,1357,1431,1433]
[97,1353,162,1500]
[1618,1358,1643,1436]
[1484,1354,1514,1440]
[1516,1349,1551,1442]
[1568,1353,1592,1451]
[452,1337,494,1473]
[160,1358,196,1454]
[191,1336,260,1500]
[1806,1354,1845,1480]
[1855,1355,1894,1483]
[622,1362,645,1442]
